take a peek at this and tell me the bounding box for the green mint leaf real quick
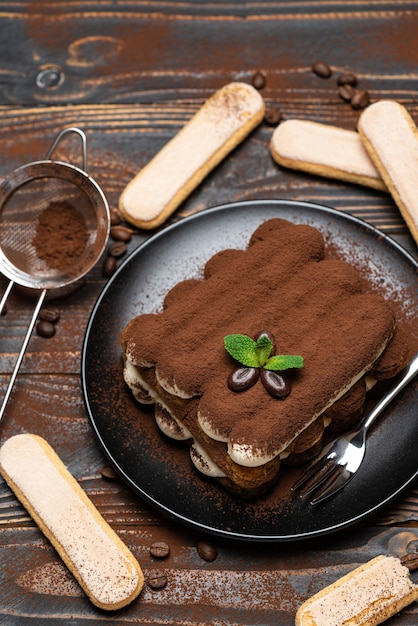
[254,335,273,367]
[224,334,260,367]
[264,355,304,371]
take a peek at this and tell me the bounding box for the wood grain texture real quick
[0,1,417,105]
[0,2,417,624]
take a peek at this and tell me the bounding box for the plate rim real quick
[82,199,418,542]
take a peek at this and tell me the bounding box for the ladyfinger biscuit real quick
[358,100,418,245]
[295,555,418,626]
[270,119,386,190]
[0,434,143,610]
[119,82,265,229]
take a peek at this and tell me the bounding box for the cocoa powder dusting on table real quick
[32,200,89,271]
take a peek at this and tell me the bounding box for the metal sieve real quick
[0,127,110,421]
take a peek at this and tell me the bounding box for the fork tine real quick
[310,464,349,505]
[292,455,338,499]
[292,441,337,491]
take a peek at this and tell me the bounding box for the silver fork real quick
[292,352,418,505]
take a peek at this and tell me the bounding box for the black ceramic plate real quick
[82,200,418,542]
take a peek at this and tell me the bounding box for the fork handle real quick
[362,352,418,432]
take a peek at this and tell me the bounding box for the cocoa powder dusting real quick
[121,218,415,501]
[33,200,89,271]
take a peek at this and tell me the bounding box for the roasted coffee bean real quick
[337,72,357,86]
[400,552,418,572]
[36,320,56,338]
[254,330,276,355]
[109,241,128,258]
[102,254,117,277]
[39,306,60,324]
[100,465,119,481]
[311,61,332,78]
[110,225,133,242]
[110,208,122,226]
[251,70,266,90]
[146,569,168,590]
[228,366,259,392]
[351,89,370,110]
[338,84,355,102]
[197,540,218,562]
[260,369,290,399]
[150,541,170,559]
[264,106,282,126]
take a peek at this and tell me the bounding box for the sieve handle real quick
[46,127,87,171]
[0,281,14,315]
[0,285,47,423]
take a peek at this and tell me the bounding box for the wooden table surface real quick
[0,2,417,624]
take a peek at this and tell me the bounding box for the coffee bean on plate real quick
[36,320,56,338]
[311,61,332,78]
[146,569,168,590]
[197,540,218,562]
[150,541,170,559]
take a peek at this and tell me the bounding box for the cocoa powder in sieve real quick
[33,200,89,271]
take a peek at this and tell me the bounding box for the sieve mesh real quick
[0,127,110,424]
[0,160,109,290]
[2,177,90,273]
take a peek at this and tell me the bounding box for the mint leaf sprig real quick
[224,332,304,399]
[224,334,303,371]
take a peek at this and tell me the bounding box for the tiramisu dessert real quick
[121,218,409,497]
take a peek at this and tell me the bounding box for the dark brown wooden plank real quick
[0,2,417,105]
[0,2,417,623]
[2,522,418,623]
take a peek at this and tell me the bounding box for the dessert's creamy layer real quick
[124,361,225,477]
[157,370,195,399]
[0,434,142,608]
[190,442,227,478]
[124,349,374,474]
[270,119,385,190]
[296,556,418,626]
[155,403,192,441]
